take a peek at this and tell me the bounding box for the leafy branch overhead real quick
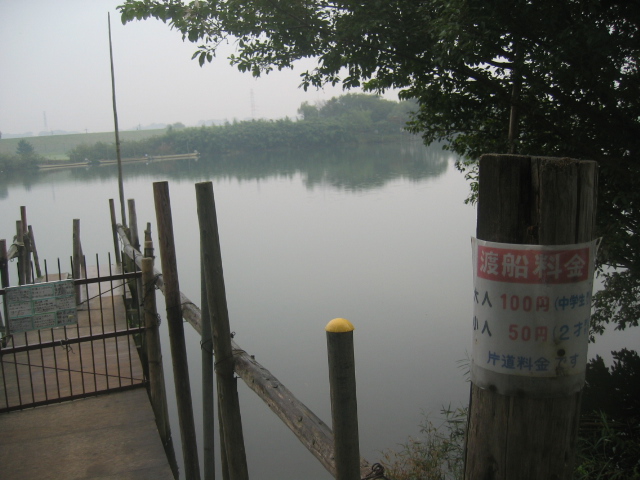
[118,0,640,333]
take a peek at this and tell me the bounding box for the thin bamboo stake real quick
[196,181,249,480]
[201,258,216,480]
[109,199,122,265]
[108,12,126,228]
[27,226,41,279]
[153,181,201,480]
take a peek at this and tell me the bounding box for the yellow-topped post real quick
[326,318,360,480]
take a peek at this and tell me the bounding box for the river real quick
[1,140,635,479]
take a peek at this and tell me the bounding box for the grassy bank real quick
[0,130,164,160]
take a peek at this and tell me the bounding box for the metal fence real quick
[0,257,145,412]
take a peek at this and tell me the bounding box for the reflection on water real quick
[0,139,451,195]
[0,140,472,480]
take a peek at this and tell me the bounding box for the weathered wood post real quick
[15,220,25,285]
[195,181,249,480]
[72,219,85,304]
[1,239,9,334]
[127,199,143,322]
[326,318,361,480]
[144,223,153,258]
[141,250,172,450]
[201,257,216,480]
[27,226,42,279]
[20,207,32,284]
[127,199,140,251]
[109,198,122,265]
[153,181,201,480]
[464,155,598,480]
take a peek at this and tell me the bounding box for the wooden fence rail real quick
[116,224,370,477]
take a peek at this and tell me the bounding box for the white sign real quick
[5,280,77,334]
[471,238,598,394]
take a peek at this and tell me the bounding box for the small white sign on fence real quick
[5,280,77,334]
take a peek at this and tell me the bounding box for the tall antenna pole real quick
[108,12,127,228]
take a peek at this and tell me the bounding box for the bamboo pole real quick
[195,181,249,480]
[108,13,126,228]
[72,219,83,304]
[153,181,201,480]
[127,199,143,319]
[1,239,8,334]
[464,155,598,480]
[127,199,140,251]
[27,226,42,279]
[109,199,122,265]
[20,207,32,284]
[141,254,172,448]
[15,221,25,285]
[326,318,361,480]
[201,257,216,480]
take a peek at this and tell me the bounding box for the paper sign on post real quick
[471,238,599,397]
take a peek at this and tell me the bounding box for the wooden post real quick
[326,318,361,480]
[27,226,42,279]
[201,257,216,480]
[72,219,84,304]
[141,254,172,448]
[1,239,9,334]
[195,181,249,480]
[127,199,143,320]
[144,223,153,258]
[20,207,32,284]
[109,198,122,265]
[464,155,598,480]
[153,181,201,480]
[127,199,140,251]
[15,221,25,285]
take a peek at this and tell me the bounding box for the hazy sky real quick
[1,0,395,135]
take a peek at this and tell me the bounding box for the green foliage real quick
[16,139,35,157]
[578,350,640,479]
[66,95,413,161]
[0,130,165,160]
[381,406,466,480]
[118,0,640,335]
[575,411,640,480]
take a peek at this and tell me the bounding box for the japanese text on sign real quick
[5,280,77,334]
[472,238,598,381]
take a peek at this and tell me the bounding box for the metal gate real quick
[0,260,145,412]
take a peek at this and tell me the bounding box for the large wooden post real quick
[196,181,249,480]
[153,181,201,480]
[464,155,598,480]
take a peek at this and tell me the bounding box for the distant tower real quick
[43,111,48,130]
[250,89,256,119]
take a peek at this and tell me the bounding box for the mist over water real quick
[1,141,476,479]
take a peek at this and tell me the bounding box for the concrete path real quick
[0,388,174,479]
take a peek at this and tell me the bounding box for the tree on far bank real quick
[16,139,35,157]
